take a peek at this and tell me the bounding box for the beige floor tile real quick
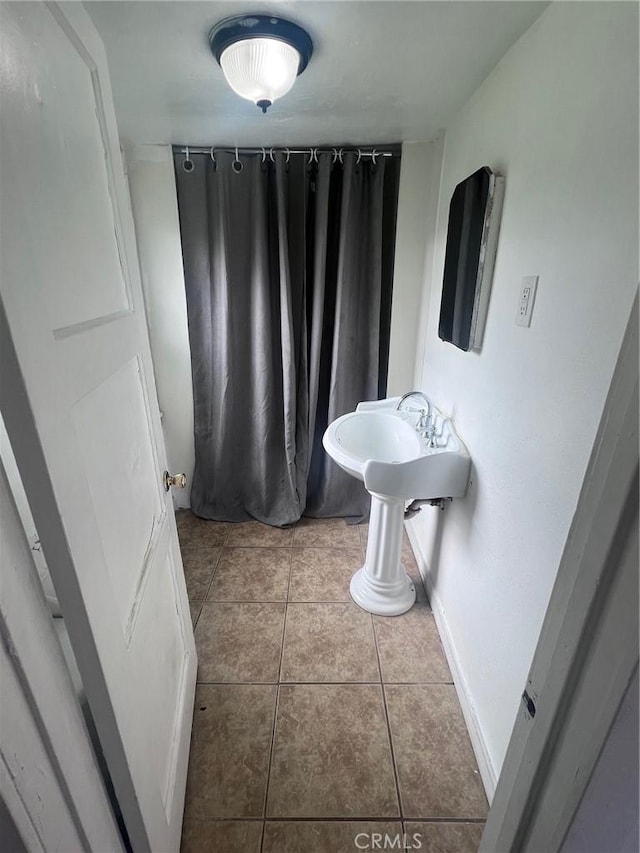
[176,510,229,546]
[208,547,291,601]
[181,545,222,601]
[289,547,363,601]
[385,685,488,819]
[195,603,285,682]
[267,684,399,818]
[374,606,451,683]
[280,603,379,682]
[184,685,276,819]
[226,521,294,547]
[404,821,484,853]
[181,819,263,852]
[263,821,403,852]
[293,517,362,548]
[359,522,369,552]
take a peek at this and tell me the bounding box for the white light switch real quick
[516,276,538,327]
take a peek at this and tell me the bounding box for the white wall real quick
[408,0,638,792]
[387,139,443,396]
[126,146,194,509]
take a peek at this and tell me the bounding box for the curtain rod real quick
[174,145,400,160]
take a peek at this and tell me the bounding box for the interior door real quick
[0,3,196,851]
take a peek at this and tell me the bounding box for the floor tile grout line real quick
[190,600,203,632]
[261,553,291,849]
[190,599,436,614]
[277,587,290,685]
[276,544,294,683]
[261,683,281,852]
[287,598,362,604]
[184,816,487,824]
[214,540,362,551]
[402,817,488,825]
[200,545,224,603]
[290,544,362,550]
[372,625,404,822]
[261,815,406,824]
[196,599,289,605]
[370,613,382,685]
[192,598,377,605]
[194,680,403,686]
[285,545,294,597]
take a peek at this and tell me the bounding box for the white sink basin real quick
[324,411,422,479]
[322,395,471,617]
[323,403,470,500]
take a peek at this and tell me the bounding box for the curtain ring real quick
[182,146,194,173]
[371,149,379,167]
[209,147,217,169]
[338,148,344,164]
[355,148,362,166]
[331,147,338,165]
[232,146,243,174]
[285,147,291,164]
[269,147,276,163]
[261,147,266,164]
[312,147,319,164]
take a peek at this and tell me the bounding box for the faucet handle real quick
[426,422,438,447]
[417,407,430,430]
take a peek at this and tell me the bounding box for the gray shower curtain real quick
[174,148,400,526]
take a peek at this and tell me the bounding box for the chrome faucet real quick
[396,390,435,443]
[396,390,431,415]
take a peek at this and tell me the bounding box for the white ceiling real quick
[86,1,547,147]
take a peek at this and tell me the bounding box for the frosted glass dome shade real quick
[220,38,301,111]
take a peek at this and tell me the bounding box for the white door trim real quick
[480,290,639,851]
[0,458,124,853]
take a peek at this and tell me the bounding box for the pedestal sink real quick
[323,395,470,616]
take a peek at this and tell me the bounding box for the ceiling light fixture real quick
[209,14,313,114]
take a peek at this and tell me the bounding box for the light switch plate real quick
[516,275,538,327]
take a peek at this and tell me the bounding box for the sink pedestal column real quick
[350,492,416,616]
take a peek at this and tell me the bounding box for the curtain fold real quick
[175,149,400,526]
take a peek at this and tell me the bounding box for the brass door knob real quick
[163,471,187,491]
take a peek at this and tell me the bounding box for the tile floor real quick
[177,512,487,853]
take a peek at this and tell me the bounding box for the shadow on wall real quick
[424,506,445,590]
[418,460,480,590]
[456,461,480,552]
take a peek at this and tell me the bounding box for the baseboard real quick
[405,522,499,802]
[172,494,190,511]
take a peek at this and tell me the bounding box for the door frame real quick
[0,456,124,852]
[481,289,639,851]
